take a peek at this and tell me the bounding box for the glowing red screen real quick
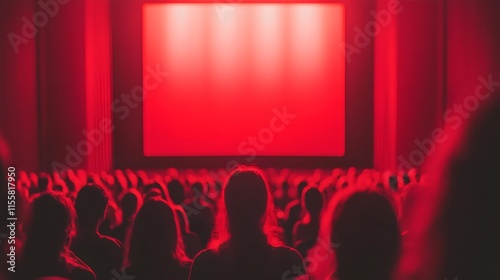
[143,3,345,156]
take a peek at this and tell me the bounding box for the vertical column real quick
[374,0,398,171]
[85,0,112,172]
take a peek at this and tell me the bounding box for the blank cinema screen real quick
[143,3,345,156]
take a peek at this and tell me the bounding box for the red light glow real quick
[143,3,345,156]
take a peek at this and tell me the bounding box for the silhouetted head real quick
[37,172,52,193]
[325,188,400,280]
[75,184,108,231]
[388,175,398,191]
[191,182,208,195]
[402,173,411,186]
[167,179,185,205]
[22,192,75,263]
[210,166,281,249]
[302,186,324,218]
[191,181,212,205]
[297,181,308,201]
[281,179,290,193]
[144,182,169,200]
[126,198,188,270]
[120,188,143,221]
[225,168,267,233]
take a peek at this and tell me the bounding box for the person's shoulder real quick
[274,245,304,262]
[274,245,301,255]
[294,221,305,232]
[189,248,219,279]
[285,200,300,212]
[96,234,124,260]
[70,267,96,280]
[193,248,218,261]
[98,233,123,249]
[66,251,97,280]
[273,246,307,279]
[192,247,223,270]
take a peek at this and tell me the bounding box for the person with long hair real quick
[189,166,307,280]
[17,192,95,280]
[313,187,400,280]
[124,197,191,280]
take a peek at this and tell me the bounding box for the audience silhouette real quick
[325,188,400,280]
[70,184,123,280]
[18,193,95,280]
[165,179,203,259]
[189,166,307,280]
[284,180,308,245]
[185,181,215,247]
[398,96,500,280]
[12,95,500,280]
[124,197,191,280]
[292,186,324,257]
[112,188,143,243]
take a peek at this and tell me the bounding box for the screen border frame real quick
[111,0,374,169]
